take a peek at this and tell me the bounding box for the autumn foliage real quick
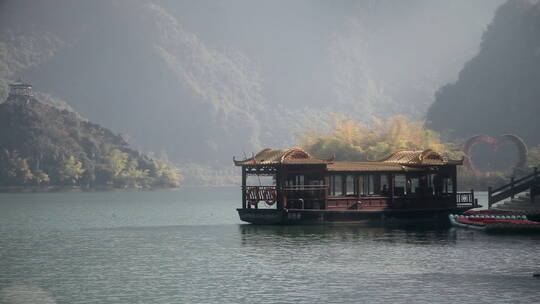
[300,115,455,161]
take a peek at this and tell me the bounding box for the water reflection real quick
[238,224,458,246]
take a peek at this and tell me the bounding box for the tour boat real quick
[449,213,540,232]
[233,147,478,225]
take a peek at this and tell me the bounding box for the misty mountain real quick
[427,0,540,146]
[0,0,501,166]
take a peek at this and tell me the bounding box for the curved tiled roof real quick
[376,149,462,166]
[327,162,423,172]
[233,148,461,168]
[233,147,332,166]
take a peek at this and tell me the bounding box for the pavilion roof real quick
[233,148,461,169]
[9,78,32,87]
[327,162,424,172]
[233,147,332,166]
[375,149,462,166]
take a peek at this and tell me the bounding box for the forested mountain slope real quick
[0,94,179,188]
[427,0,540,146]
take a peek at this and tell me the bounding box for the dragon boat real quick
[449,212,540,232]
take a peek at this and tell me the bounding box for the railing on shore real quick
[488,167,539,208]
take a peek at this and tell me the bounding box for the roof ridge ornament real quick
[252,152,257,165]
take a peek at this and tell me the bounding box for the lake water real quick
[0,188,539,304]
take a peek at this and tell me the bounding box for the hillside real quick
[427,0,540,146]
[0,93,180,189]
[0,0,501,170]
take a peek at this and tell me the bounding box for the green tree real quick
[13,155,34,185]
[0,99,181,189]
[149,160,181,187]
[106,149,128,177]
[59,155,85,185]
[118,159,148,188]
[34,170,50,186]
[0,149,35,186]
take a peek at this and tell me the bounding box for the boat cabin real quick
[234,147,477,223]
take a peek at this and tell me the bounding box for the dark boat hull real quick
[237,207,473,225]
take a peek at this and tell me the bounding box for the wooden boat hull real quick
[238,207,472,225]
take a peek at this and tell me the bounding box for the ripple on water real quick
[1,189,539,304]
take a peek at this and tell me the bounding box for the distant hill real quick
[0,0,501,168]
[0,93,180,189]
[427,0,540,146]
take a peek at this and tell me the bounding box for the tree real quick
[106,149,128,177]
[34,170,50,186]
[0,149,35,186]
[59,155,85,185]
[150,160,180,187]
[118,159,148,188]
[0,99,181,189]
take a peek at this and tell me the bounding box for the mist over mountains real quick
[0,0,502,167]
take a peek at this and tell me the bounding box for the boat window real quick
[358,175,376,196]
[427,174,435,195]
[410,176,419,194]
[286,175,305,189]
[296,175,305,190]
[368,175,375,195]
[373,175,383,194]
[443,177,453,194]
[330,175,343,196]
[380,175,390,195]
[395,174,406,195]
[345,175,356,195]
[358,175,365,196]
[309,179,323,186]
[246,175,275,186]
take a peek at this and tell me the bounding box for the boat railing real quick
[244,186,277,206]
[243,185,327,206]
[456,189,478,208]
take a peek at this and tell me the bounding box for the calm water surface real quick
[0,188,539,304]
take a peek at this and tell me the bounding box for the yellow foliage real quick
[59,155,85,184]
[300,114,454,161]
